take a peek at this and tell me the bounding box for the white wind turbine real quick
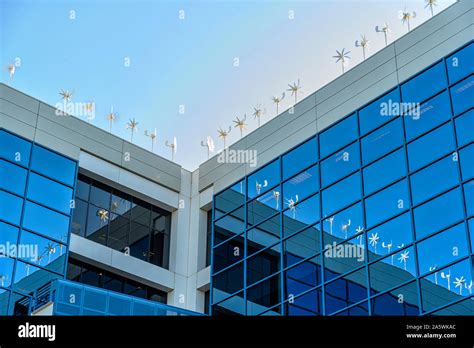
[165,137,178,161]
[201,136,215,159]
[375,22,391,46]
[355,35,370,60]
[144,128,158,152]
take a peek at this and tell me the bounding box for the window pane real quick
[367,212,413,262]
[215,180,245,216]
[31,145,76,186]
[282,137,318,180]
[248,160,280,199]
[27,173,73,214]
[71,199,87,236]
[247,215,280,256]
[214,233,245,273]
[110,191,132,216]
[414,188,464,239]
[108,214,129,252]
[359,89,400,135]
[212,291,245,316]
[284,255,321,298]
[0,190,23,225]
[361,118,403,165]
[131,199,151,225]
[0,257,14,288]
[19,230,66,271]
[450,75,474,116]
[89,181,111,210]
[460,144,474,181]
[247,246,280,286]
[0,160,27,196]
[363,148,406,196]
[247,190,280,227]
[284,225,321,264]
[0,222,19,251]
[75,176,90,201]
[214,206,245,242]
[283,194,320,230]
[13,261,60,295]
[325,268,367,315]
[454,110,474,147]
[321,142,360,187]
[464,181,474,217]
[322,173,361,216]
[213,263,244,302]
[401,61,447,104]
[247,274,281,315]
[407,122,455,172]
[410,155,459,205]
[283,164,318,203]
[365,179,409,228]
[446,43,474,84]
[129,222,150,261]
[404,91,452,141]
[369,246,416,295]
[420,259,472,313]
[85,204,109,245]
[23,201,70,243]
[371,281,419,315]
[287,287,323,316]
[0,130,31,167]
[320,113,358,158]
[322,202,364,242]
[149,229,168,268]
[416,223,468,276]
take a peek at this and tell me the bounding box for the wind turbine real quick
[144,128,158,152]
[126,118,139,142]
[401,7,416,32]
[165,137,178,161]
[252,106,266,127]
[7,64,15,82]
[217,126,232,149]
[201,136,215,159]
[233,114,248,138]
[287,79,302,104]
[355,35,370,60]
[375,22,391,46]
[59,89,73,103]
[106,107,117,132]
[333,49,351,74]
[425,0,437,17]
[271,92,285,115]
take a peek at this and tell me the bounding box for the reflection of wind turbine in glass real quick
[272,190,280,209]
[0,274,7,287]
[441,270,451,290]
[341,219,351,239]
[255,180,268,195]
[382,240,393,264]
[397,250,410,270]
[97,209,109,227]
[45,243,56,263]
[201,136,215,159]
[465,280,473,295]
[368,232,380,253]
[355,226,364,246]
[325,216,335,235]
[285,195,299,219]
[454,276,465,295]
[429,265,438,285]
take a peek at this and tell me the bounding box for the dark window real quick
[206,210,212,267]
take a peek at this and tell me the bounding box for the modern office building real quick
[0,0,473,316]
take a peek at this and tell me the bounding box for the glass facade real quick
[71,174,171,268]
[211,42,474,316]
[0,129,77,315]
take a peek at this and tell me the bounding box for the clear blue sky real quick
[1,0,455,170]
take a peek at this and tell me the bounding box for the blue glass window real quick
[414,188,464,239]
[446,43,474,84]
[410,155,459,205]
[401,61,447,104]
[215,180,245,216]
[283,164,318,203]
[420,259,472,313]
[0,257,14,288]
[247,247,280,286]
[19,230,66,269]
[321,142,360,187]
[247,274,280,315]
[320,113,358,158]
[284,194,320,228]
[30,145,76,186]
[416,223,467,275]
[322,202,364,242]
[0,130,31,167]
[287,288,322,315]
[363,148,406,196]
[371,282,419,315]
[322,173,361,216]
[404,91,452,141]
[0,190,23,225]
[27,173,73,215]
[248,160,280,199]
[407,122,455,172]
[361,118,403,165]
[214,206,245,243]
[0,222,19,250]
[22,201,70,242]
[284,225,321,263]
[282,137,318,180]
[285,255,321,298]
[455,110,474,147]
[0,159,27,196]
[460,144,474,181]
[369,246,416,294]
[365,179,409,228]
[367,212,413,261]
[359,88,400,135]
[469,219,474,253]
[13,261,60,294]
[450,75,474,116]
[247,215,280,256]
[464,181,474,217]
[248,189,280,226]
[323,233,366,281]
[325,268,367,315]
[212,262,244,303]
